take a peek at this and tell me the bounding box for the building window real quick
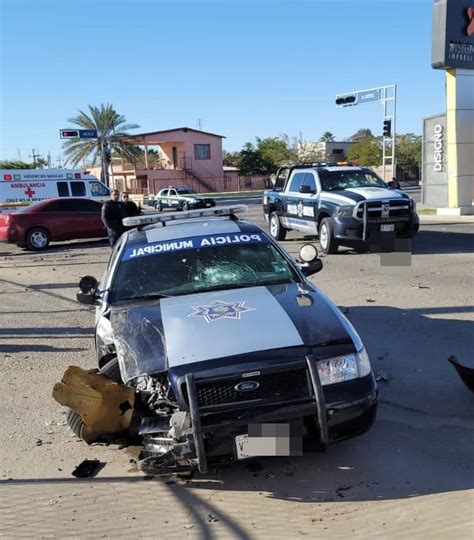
[194,144,211,160]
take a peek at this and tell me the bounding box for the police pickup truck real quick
[263,164,419,254]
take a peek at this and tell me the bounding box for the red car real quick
[0,198,107,250]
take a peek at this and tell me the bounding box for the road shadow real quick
[28,283,79,290]
[0,238,108,257]
[0,344,87,353]
[412,229,474,255]
[0,326,94,336]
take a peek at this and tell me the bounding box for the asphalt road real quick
[0,205,473,538]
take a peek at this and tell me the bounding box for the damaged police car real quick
[57,206,377,474]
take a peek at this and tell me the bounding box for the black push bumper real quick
[332,213,419,244]
[184,356,378,473]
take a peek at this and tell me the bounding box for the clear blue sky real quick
[0,0,445,163]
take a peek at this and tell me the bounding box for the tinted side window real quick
[288,173,306,193]
[74,199,102,212]
[169,190,177,197]
[71,181,86,197]
[45,200,82,212]
[57,182,69,197]
[303,173,317,192]
[160,189,169,197]
[89,181,109,196]
[274,169,289,191]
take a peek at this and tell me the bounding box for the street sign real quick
[357,88,382,104]
[78,129,98,139]
[60,129,98,139]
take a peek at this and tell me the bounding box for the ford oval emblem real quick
[234,380,259,392]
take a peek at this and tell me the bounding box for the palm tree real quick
[62,103,140,185]
[319,131,335,142]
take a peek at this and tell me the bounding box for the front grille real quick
[183,368,311,409]
[356,199,410,219]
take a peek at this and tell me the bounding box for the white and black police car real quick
[72,206,377,473]
[263,164,419,254]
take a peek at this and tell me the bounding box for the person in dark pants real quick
[101,190,126,247]
[122,192,140,218]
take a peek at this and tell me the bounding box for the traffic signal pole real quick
[335,84,397,181]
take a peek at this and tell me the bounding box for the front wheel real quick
[26,227,50,251]
[154,201,162,212]
[319,218,339,254]
[269,212,287,241]
[181,201,189,211]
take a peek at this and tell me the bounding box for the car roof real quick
[125,217,262,248]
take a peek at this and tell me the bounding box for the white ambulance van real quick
[0,169,110,213]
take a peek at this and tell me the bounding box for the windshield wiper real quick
[118,293,172,302]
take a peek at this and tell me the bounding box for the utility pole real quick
[197,118,204,130]
[29,148,42,167]
[47,152,52,169]
[56,155,63,168]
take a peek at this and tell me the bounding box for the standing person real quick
[101,190,126,247]
[121,192,140,218]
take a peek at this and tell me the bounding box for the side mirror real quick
[299,185,315,194]
[297,244,323,276]
[77,275,100,305]
[387,179,400,189]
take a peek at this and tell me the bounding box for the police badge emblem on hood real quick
[109,284,352,383]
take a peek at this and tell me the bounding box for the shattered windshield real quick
[319,170,386,191]
[109,232,299,302]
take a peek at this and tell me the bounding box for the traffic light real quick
[383,119,392,137]
[335,94,357,107]
[60,129,79,139]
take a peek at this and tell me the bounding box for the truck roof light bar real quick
[123,204,247,228]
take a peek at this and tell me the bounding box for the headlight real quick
[317,348,372,386]
[335,205,354,217]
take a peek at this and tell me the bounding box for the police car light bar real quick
[123,204,247,227]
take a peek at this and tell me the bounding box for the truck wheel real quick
[66,358,122,442]
[154,201,162,212]
[26,227,50,251]
[269,212,287,241]
[319,218,338,254]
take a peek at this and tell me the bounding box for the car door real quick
[42,199,85,240]
[159,189,169,208]
[284,172,309,232]
[167,189,181,209]
[299,172,318,233]
[73,199,107,238]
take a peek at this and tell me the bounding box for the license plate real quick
[380,224,395,232]
[235,434,250,460]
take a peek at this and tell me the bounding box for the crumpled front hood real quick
[109,284,352,382]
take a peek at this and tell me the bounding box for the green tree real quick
[0,158,48,169]
[351,128,374,141]
[62,103,139,184]
[257,137,296,166]
[320,131,335,142]
[223,150,241,167]
[346,137,382,166]
[394,133,422,179]
[238,142,275,176]
[0,160,35,169]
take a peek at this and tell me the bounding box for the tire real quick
[154,201,162,212]
[319,218,338,254]
[66,358,122,442]
[269,211,287,241]
[181,201,189,211]
[26,227,50,251]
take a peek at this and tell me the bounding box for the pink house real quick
[111,127,225,193]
